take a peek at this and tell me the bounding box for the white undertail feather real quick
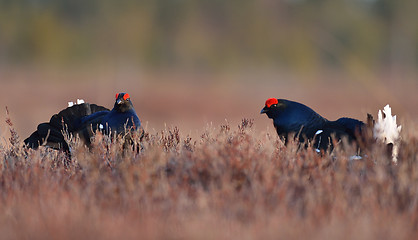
[373,104,402,163]
[68,99,85,107]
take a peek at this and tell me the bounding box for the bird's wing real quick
[49,103,109,131]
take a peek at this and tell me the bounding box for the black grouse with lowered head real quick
[261,98,364,150]
[24,93,143,151]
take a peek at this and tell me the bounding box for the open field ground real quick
[0,69,417,239]
[1,68,417,140]
[0,116,417,239]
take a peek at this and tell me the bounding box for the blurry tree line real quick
[0,0,417,75]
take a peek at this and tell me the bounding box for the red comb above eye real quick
[123,93,130,100]
[265,98,278,108]
[115,93,119,99]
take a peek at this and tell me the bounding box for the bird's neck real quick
[114,103,134,113]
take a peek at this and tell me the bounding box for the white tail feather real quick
[373,104,402,163]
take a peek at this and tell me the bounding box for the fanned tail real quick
[24,103,109,150]
[373,104,402,163]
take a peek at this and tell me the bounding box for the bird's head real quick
[114,93,134,112]
[260,98,287,119]
[261,98,327,133]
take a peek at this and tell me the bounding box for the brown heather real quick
[1,118,417,240]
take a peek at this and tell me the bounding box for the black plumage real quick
[261,98,364,150]
[24,93,143,151]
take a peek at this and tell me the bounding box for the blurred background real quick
[0,0,417,139]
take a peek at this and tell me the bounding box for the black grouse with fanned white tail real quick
[24,93,143,151]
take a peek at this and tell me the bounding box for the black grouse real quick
[24,93,143,151]
[261,98,364,150]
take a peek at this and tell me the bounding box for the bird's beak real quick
[117,99,123,105]
[260,107,269,114]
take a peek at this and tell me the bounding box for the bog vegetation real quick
[1,115,417,239]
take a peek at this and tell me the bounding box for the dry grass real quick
[1,116,417,240]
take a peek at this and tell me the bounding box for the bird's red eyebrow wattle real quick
[123,93,130,100]
[115,93,119,99]
[265,98,278,108]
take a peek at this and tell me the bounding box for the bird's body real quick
[261,98,364,150]
[100,107,141,134]
[24,93,143,151]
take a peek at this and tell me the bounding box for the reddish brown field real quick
[1,68,417,139]
[1,69,417,239]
